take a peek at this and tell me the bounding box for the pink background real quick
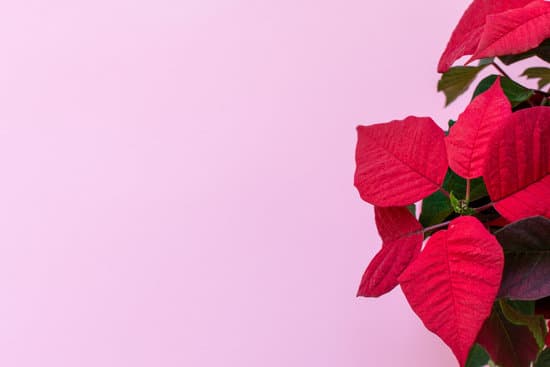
[0,1,519,366]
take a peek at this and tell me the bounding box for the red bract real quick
[357,207,422,297]
[446,77,511,179]
[437,0,536,72]
[468,1,550,63]
[354,116,447,207]
[483,107,550,221]
[398,216,504,367]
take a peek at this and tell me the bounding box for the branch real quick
[491,61,511,80]
[474,202,494,213]
[491,61,550,96]
[423,221,451,233]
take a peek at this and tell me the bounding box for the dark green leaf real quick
[521,67,550,89]
[499,299,547,349]
[419,191,451,228]
[535,39,550,63]
[535,348,550,367]
[507,300,535,315]
[499,39,550,65]
[472,75,534,107]
[438,65,488,106]
[499,51,537,66]
[496,217,550,300]
[407,204,416,216]
[477,302,540,367]
[466,344,490,367]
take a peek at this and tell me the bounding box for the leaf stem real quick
[491,61,511,80]
[423,221,451,233]
[439,188,450,198]
[474,202,494,213]
[465,178,471,203]
[491,61,550,96]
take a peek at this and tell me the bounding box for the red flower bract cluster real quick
[438,0,550,72]
[354,3,550,359]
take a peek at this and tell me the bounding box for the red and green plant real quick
[354,1,550,366]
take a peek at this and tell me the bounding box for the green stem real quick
[492,61,550,96]
[491,61,511,80]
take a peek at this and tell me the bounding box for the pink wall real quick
[0,1,492,366]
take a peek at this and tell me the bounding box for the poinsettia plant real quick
[354,1,550,366]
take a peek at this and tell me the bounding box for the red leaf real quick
[496,216,550,300]
[357,207,422,297]
[437,0,537,73]
[477,303,540,367]
[483,107,550,221]
[398,216,504,366]
[354,116,447,207]
[446,77,511,179]
[468,1,550,63]
[486,217,511,227]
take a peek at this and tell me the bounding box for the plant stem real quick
[465,178,470,203]
[439,188,450,198]
[491,61,511,79]
[474,202,494,213]
[423,221,451,233]
[491,61,550,96]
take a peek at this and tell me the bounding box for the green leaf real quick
[438,65,488,106]
[450,191,460,212]
[499,51,536,65]
[507,300,535,315]
[536,39,550,63]
[499,299,547,349]
[521,67,550,89]
[419,169,488,227]
[466,344,490,367]
[407,204,416,216]
[535,348,550,367]
[472,75,534,107]
[419,191,451,228]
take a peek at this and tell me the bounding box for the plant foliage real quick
[354,1,550,366]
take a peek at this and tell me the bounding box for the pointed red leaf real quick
[398,216,504,366]
[483,107,550,221]
[354,116,448,207]
[446,77,511,179]
[496,216,550,300]
[437,0,537,73]
[468,1,550,63]
[357,207,422,297]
